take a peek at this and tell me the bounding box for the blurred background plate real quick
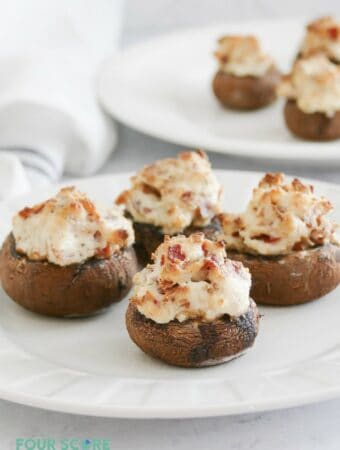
[98,18,340,166]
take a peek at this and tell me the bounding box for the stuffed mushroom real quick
[298,16,340,64]
[0,187,138,317]
[116,150,223,264]
[212,35,281,110]
[277,54,340,141]
[126,233,259,367]
[217,173,340,306]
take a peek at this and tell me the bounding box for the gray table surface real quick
[2,1,340,449]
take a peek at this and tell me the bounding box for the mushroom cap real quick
[284,99,340,141]
[126,299,259,367]
[0,233,138,317]
[212,65,281,110]
[228,244,340,305]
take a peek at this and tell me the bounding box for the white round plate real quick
[1,171,340,418]
[98,18,340,165]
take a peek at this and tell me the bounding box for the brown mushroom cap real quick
[126,299,259,368]
[284,99,340,141]
[0,233,138,317]
[212,65,281,110]
[228,244,340,306]
[132,216,222,265]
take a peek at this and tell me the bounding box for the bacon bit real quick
[234,216,243,228]
[291,178,309,193]
[94,230,102,240]
[141,183,161,198]
[196,149,207,159]
[202,242,209,256]
[116,190,129,205]
[111,229,129,246]
[70,202,82,213]
[159,279,177,292]
[232,231,240,237]
[216,213,225,223]
[161,254,165,265]
[292,241,304,252]
[96,244,111,258]
[252,234,281,244]
[215,240,225,249]
[259,173,283,187]
[80,198,99,220]
[168,244,186,262]
[179,149,206,161]
[310,229,325,245]
[19,203,45,219]
[153,299,158,305]
[203,258,218,271]
[323,199,333,212]
[328,27,339,40]
[214,51,228,63]
[181,191,192,202]
[116,229,128,240]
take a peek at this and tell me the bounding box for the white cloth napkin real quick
[0,0,124,199]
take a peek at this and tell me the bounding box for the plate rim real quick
[1,384,340,419]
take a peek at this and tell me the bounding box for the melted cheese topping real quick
[214,35,274,77]
[277,54,340,117]
[131,233,251,324]
[13,187,134,266]
[219,173,339,256]
[117,151,222,235]
[300,16,340,62]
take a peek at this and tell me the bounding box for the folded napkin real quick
[0,0,124,199]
